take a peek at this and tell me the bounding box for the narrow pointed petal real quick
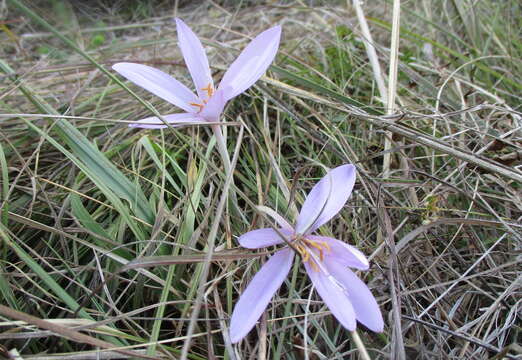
[218,26,281,101]
[295,164,356,234]
[256,205,293,230]
[230,248,294,343]
[305,262,356,331]
[112,62,199,113]
[239,228,293,249]
[199,89,226,121]
[325,259,384,332]
[175,18,214,99]
[128,113,208,129]
[307,236,368,270]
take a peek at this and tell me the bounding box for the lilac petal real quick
[199,89,226,121]
[218,26,281,101]
[112,62,198,113]
[295,164,356,234]
[239,228,293,249]
[304,261,356,331]
[325,259,384,332]
[307,236,369,270]
[175,18,214,100]
[128,113,207,129]
[230,248,294,343]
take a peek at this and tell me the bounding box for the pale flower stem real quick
[351,330,371,360]
[211,124,246,223]
[212,124,232,176]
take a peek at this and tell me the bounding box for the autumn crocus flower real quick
[230,164,383,343]
[112,18,281,128]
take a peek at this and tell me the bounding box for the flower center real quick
[189,83,214,113]
[292,235,331,271]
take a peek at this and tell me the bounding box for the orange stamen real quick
[321,241,331,253]
[292,235,331,269]
[201,83,214,97]
[302,250,310,263]
[190,102,204,112]
[295,244,309,262]
[304,239,325,261]
[309,258,319,272]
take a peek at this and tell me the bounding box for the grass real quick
[1,0,521,359]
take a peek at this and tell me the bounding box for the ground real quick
[0,1,521,359]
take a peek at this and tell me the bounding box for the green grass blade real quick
[0,142,8,226]
[0,60,152,238]
[0,223,91,319]
[0,269,17,309]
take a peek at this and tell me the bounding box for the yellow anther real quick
[309,259,319,272]
[302,250,310,263]
[292,235,331,265]
[295,244,310,262]
[305,239,323,251]
[304,239,325,261]
[321,241,331,253]
[201,83,214,97]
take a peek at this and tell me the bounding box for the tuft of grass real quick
[0,1,520,359]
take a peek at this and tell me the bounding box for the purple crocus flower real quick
[112,19,281,128]
[230,164,383,343]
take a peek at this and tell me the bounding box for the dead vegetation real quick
[0,1,520,359]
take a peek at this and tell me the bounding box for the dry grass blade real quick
[403,315,520,360]
[396,217,522,253]
[350,0,387,105]
[1,1,520,359]
[382,0,401,181]
[122,251,271,270]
